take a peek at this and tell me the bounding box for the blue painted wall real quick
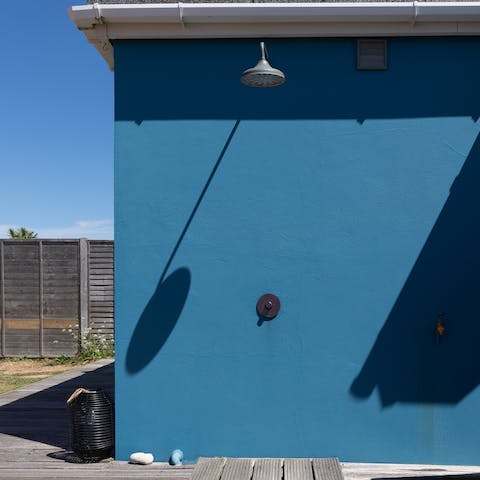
[114,38,480,464]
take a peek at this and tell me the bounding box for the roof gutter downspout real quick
[411,0,418,26]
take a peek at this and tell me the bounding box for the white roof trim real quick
[68,2,480,69]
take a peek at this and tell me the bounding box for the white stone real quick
[129,452,154,465]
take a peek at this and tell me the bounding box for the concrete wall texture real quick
[114,37,480,464]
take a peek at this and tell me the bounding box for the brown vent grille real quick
[357,39,387,70]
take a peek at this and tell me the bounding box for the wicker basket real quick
[68,388,114,462]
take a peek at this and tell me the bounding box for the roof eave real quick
[68,2,480,69]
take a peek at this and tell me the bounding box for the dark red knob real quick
[256,294,280,319]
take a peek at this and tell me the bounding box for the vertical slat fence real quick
[88,241,114,340]
[39,240,44,357]
[0,241,4,357]
[3,241,41,357]
[42,241,81,357]
[0,239,114,357]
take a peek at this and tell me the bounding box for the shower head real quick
[240,42,285,88]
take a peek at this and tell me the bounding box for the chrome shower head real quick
[241,42,285,88]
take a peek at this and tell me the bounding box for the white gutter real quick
[68,2,480,69]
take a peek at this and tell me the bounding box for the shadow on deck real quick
[0,360,114,450]
[0,364,479,480]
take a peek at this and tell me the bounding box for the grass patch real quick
[0,332,114,395]
[0,358,82,395]
[0,374,39,394]
[0,354,110,395]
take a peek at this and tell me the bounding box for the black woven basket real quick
[68,389,114,462]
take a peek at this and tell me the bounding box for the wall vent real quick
[357,39,387,70]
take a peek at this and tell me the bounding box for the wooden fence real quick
[0,239,113,357]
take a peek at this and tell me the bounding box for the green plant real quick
[53,355,74,365]
[57,326,114,363]
[8,356,29,362]
[8,227,37,239]
[77,329,114,362]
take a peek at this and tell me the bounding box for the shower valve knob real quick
[256,293,280,319]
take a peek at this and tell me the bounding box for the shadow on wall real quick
[125,121,241,374]
[116,37,480,402]
[350,135,480,407]
[125,267,191,374]
[115,38,480,122]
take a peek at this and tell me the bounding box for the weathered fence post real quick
[39,241,44,357]
[0,241,4,357]
[79,238,89,349]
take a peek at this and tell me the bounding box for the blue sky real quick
[0,1,113,239]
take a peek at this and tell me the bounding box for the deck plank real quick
[0,469,192,480]
[252,458,283,480]
[341,462,480,480]
[313,458,343,480]
[192,457,226,480]
[222,458,254,480]
[284,458,314,480]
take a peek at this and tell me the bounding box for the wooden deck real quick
[191,457,344,480]
[0,359,480,479]
[0,358,193,479]
[192,458,480,480]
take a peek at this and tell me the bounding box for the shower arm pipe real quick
[69,2,480,69]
